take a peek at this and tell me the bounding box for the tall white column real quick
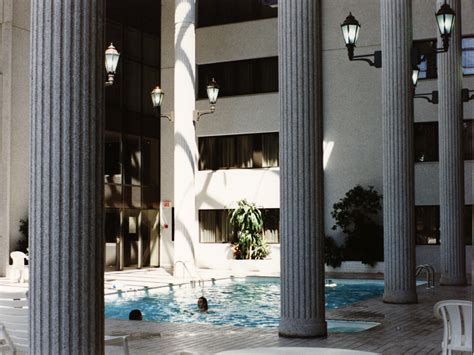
[278,0,326,338]
[29,1,105,353]
[174,0,197,277]
[381,0,418,304]
[437,0,466,286]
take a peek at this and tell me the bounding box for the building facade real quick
[0,0,472,277]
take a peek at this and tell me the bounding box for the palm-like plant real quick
[228,199,269,260]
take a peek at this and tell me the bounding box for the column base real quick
[279,318,327,338]
[440,274,466,286]
[383,290,417,304]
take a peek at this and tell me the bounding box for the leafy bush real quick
[228,200,270,260]
[324,236,343,268]
[331,185,383,266]
[16,218,28,254]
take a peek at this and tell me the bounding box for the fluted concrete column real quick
[30,1,105,353]
[174,0,197,277]
[279,0,326,338]
[381,0,417,304]
[437,0,466,286]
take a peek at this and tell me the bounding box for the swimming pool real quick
[105,277,384,332]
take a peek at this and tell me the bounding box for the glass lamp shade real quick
[207,78,219,105]
[105,43,120,74]
[341,13,360,46]
[151,86,164,108]
[412,67,420,87]
[435,2,455,36]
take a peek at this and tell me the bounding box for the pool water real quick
[105,277,384,331]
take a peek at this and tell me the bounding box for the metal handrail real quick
[416,264,435,288]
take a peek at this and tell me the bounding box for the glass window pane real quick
[123,136,141,185]
[124,60,142,113]
[415,206,440,245]
[465,205,473,245]
[105,210,121,243]
[462,37,474,75]
[235,135,253,168]
[414,122,439,162]
[463,120,473,160]
[124,27,142,61]
[142,138,160,186]
[263,209,279,243]
[262,132,279,167]
[105,133,122,184]
[105,184,123,208]
[219,136,237,169]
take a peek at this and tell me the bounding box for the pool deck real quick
[0,268,471,354]
[102,269,471,355]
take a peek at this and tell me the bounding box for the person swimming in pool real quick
[197,296,208,311]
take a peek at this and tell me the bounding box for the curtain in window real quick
[200,210,217,243]
[218,136,236,169]
[262,209,279,243]
[262,133,279,167]
[236,135,253,168]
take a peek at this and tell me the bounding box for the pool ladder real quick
[416,264,435,288]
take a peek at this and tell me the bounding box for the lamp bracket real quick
[461,88,474,103]
[414,90,439,104]
[348,47,382,68]
[193,105,216,122]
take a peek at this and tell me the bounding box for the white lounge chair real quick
[0,292,129,355]
[9,252,28,283]
[434,300,472,355]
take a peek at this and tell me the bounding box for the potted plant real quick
[228,199,270,260]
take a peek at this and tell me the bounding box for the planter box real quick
[325,261,384,273]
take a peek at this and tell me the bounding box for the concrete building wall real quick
[0,0,30,276]
[160,0,473,272]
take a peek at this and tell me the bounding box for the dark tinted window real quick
[463,120,473,160]
[198,57,278,98]
[199,208,280,243]
[415,205,472,245]
[199,132,279,170]
[197,0,277,28]
[413,36,474,79]
[414,122,438,162]
[415,206,440,245]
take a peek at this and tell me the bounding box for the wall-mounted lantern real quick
[151,78,220,122]
[341,2,455,69]
[105,43,120,86]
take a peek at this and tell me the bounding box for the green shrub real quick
[228,200,270,260]
[331,185,383,266]
[324,236,343,268]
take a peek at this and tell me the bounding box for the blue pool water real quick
[105,277,384,331]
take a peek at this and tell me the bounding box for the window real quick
[414,122,438,162]
[414,120,473,162]
[199,132,279,170]
[197,0,277,28]
[199,208,280,243]
[262,209,279,244]
[415,205,472,245]
[415,206,440,245]
[463,120,473,160]
[199,210,235,243]
[462,37,474,75]
[413,36,474,79]
[197,57,278,98]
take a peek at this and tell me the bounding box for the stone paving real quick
[1,269,471,354]
[105,278,471,355]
